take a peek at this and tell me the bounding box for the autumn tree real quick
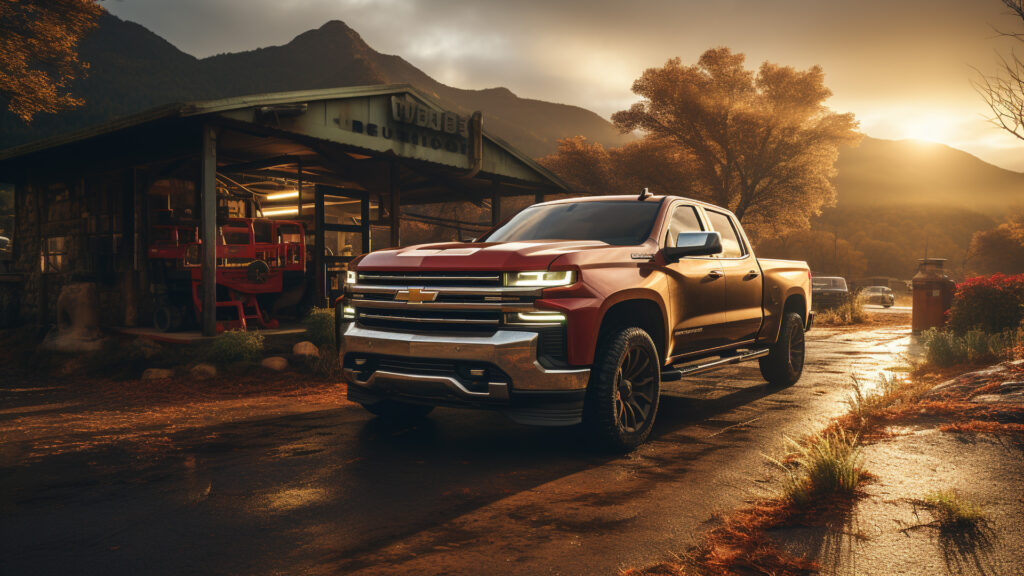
[0,0,103,123]
[755,229,867,279]
[539,136,697,197]
[966,213,1024,275]
[612,48,860,238]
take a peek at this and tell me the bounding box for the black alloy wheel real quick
[583,326,661,451]
[759,311,806,388]
[615,345,658,433]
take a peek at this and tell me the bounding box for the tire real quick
[360,400,434,421]
[759,311,806,388]
[582,326,661,452]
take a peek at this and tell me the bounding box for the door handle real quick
[746,269,760,279]
[707,270,724,279]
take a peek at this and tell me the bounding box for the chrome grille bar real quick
[358,312,500,325]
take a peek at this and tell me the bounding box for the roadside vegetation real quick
[913,490,989,534]
[815,294,868,326]
[207,330,265,364]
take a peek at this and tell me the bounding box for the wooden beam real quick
[200,125,218,336]
[390,160,401,248]
[491,178,502,226]
[218,154,300,173]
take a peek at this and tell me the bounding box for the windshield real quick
[812,277,848,290]
[483,201,661,245]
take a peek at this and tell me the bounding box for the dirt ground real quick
[1,309,1021,576]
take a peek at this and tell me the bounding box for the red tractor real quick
[148,212,307,333]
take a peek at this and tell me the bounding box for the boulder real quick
[292,341,319,358]
[141,368,174,381]
[261,356,288,371]
[190,363,218,379]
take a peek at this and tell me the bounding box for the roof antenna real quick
[638,187,651,201]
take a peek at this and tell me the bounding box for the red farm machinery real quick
[147,206,308,333]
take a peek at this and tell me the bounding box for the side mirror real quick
[663,232,722,262]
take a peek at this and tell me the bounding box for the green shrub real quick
[302,307,336,348]
[207,330,264,364]
[949,273,1024,334]
[920,328,1017,367]
[771,429,866,507]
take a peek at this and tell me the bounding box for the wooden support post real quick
[314,185,326,308]
[389,160,401,248]
[534,190,544,205]
[200,125,218,337]
[491,179,501,227]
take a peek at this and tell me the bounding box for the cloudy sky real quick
[106,0,1024,170]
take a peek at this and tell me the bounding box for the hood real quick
[355,240,611,271]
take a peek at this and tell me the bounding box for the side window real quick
[705,210,745,258]
[664,205,703,247]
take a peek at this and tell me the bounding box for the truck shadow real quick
[1,375,791,576]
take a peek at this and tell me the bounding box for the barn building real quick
[0,85,568,336]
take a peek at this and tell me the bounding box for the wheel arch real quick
[596,297,667,366]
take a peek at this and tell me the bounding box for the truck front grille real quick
[349,270,540,331]
[357,271,502,288]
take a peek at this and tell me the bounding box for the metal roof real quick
[0,84,567,190]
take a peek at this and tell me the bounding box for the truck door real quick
[661,203,728,354]
[704,209,763,343]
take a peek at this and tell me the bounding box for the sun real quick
[897,115,955,144]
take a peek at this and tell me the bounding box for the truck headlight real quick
[342,306,356,320]
[504,270,576,287]
[516,311,566,323]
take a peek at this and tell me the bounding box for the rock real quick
[261,356,288,371]
[190,363,217,379]
[142,368,174,381]
[135,338,162,358]
[292,341,319,358]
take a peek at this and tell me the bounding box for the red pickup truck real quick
[338,194,812,450]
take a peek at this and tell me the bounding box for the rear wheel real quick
[759,311,805,388]
[583,326,661,452]
[360,400,434,421]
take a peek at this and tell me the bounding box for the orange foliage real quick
[0,0,103,122]
[611,48,861,239]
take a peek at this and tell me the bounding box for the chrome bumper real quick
[340,324,590,395]
[340,324,591,426]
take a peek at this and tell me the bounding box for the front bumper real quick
[340,324,591,426]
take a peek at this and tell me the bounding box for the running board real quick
[660,347,771,382]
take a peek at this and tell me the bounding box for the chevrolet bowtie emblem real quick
[395,288,439,303]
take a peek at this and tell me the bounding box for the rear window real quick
[812,277,848,290]
[483,201,661,246]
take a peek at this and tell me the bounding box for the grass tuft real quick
[919,328,1017,367]
[916,490,988,534]
[816,295,868,326]
[772,429,867,507]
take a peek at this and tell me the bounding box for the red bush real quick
[949,273,1024,334]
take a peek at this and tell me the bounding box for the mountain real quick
[833,136,1024,217]
[0,14,630,158]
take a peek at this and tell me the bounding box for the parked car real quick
[862,285,895,307]
[811,276,849,310]
[336,194,813,451]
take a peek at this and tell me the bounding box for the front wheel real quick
[759,311,806,388]
[582,326,661,452]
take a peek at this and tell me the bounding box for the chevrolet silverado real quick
[337,194,813,450]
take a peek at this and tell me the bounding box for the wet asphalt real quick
[1,326,911,576]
